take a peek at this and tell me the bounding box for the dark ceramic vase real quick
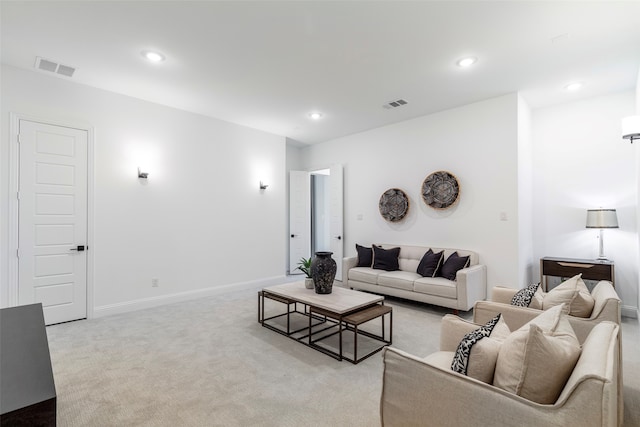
[310,251,336,294]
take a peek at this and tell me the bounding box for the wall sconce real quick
[622,115,640,143]
[585,208,618,260]
[259,181,268,190]
[138,167,149,179]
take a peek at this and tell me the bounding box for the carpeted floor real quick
[46,284,640,426]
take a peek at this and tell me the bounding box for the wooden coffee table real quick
[259,282,392,364]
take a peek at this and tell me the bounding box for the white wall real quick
[636,69,640,314]
[1,65,286,315]
[532,90,638,316]
[285,142,304,273]
[517,96,535,287]
[299,94,521,291]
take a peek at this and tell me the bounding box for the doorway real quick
[10,115,92,325]
[311,169,330,254]
[288,164,343,280]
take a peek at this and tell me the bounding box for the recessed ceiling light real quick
[456,57,477,68]
[564,82,583,91]
[141,50,165,62]
[308,112,323,120]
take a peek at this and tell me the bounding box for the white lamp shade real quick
[586,209,619,229]
[622,115,640,140]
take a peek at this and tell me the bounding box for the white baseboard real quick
[93,275,287,318]
[622,305,639,319]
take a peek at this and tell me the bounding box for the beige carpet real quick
[46,285,640,426]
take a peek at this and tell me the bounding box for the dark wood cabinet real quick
[0,304,56,426]
[540,257,614,291]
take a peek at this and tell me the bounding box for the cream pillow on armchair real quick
[543,274,595,317]
[493,304,581,404]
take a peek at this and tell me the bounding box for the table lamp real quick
[585,209,618,260]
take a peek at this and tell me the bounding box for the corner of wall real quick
[517,94,534,287]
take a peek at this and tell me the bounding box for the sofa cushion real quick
[393,245,426,272]
[348,267,379,284]
[355,244,373,267]
[423,351,455,370]
[372,245,400,271]
[544,274,595,318]
[493,304,580,404]
[417,249,444,278]
[511,283,540,307]
[438,252,470,280]
[414,277,457,299]
[378,271,421,291]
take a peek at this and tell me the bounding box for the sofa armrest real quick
[590,281,621,323]
[440,314,481,352]
[491,286,518,304]
[380,346,616,427]
[342,257,358,284]
[455,264,487,311]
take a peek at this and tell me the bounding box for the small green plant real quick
[296,257,312,278]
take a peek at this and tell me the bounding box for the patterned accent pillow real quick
[451,314,502,376]
[511,283,540,307]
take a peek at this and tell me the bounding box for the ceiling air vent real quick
[383,99,408,109]
[34,57,76,78]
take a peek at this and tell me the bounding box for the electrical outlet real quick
[152,278,159,287]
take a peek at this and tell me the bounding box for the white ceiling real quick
[2,1,640,145]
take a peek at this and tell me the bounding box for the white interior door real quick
[329,164,344,281]
[18,119,88,325]
[289,170,311,274]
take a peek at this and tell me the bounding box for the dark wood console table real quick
[0,303,56,426]
[540,257,615,291]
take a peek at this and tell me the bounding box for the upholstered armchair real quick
[380,313,620,427]
[473,280,623,425]
[479,280,620,342]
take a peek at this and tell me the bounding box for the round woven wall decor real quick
[379,188,409,222]
[421,171,460,209]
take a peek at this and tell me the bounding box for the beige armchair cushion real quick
[517,324,581,403]
[542,288,578,312]
[529,286,544,309]
[460,316,511,383]
[543,274,595,318]
[494,304,581,404]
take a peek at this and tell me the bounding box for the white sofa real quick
[342,244,487,311]
[380,315,621,427]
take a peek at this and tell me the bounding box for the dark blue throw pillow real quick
[417,249,444,277]
[438,251,470,280]
[372,245,400,271]
[355,244,373,267]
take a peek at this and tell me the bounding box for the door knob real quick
[335,236,342,240]
[290,234,296,238]
[70,245,85,251]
